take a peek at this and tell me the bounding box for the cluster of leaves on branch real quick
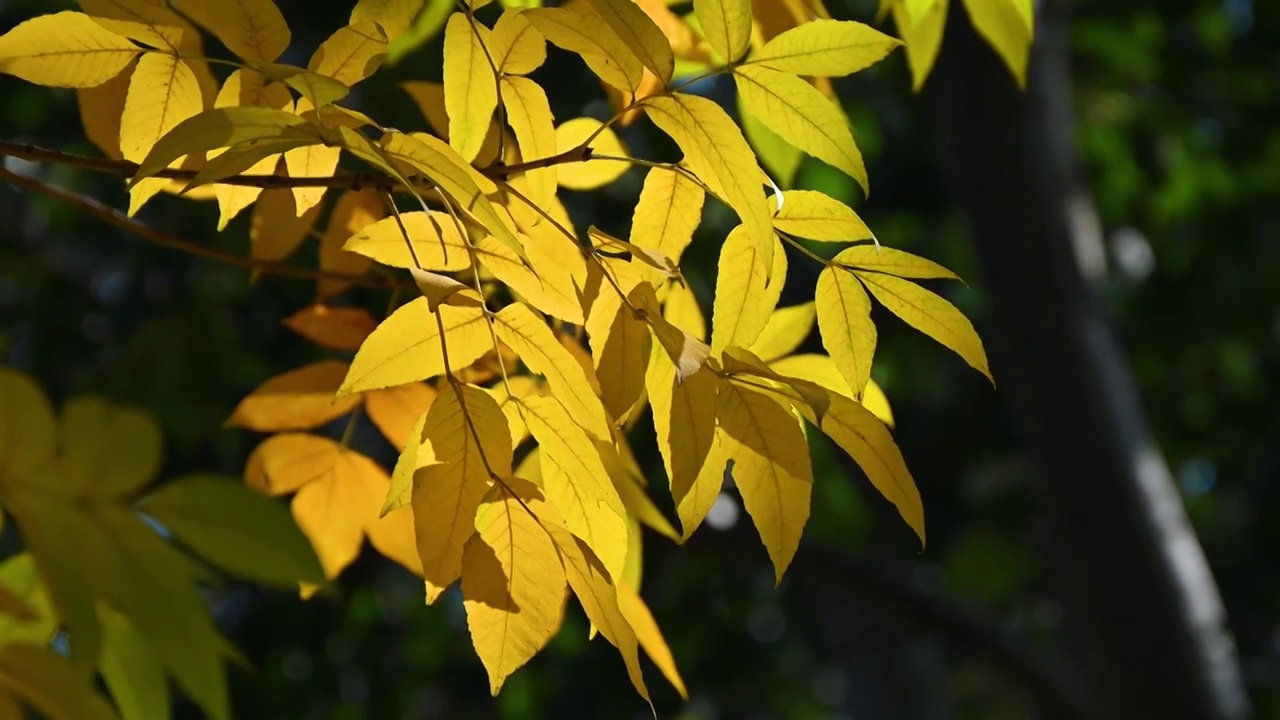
[0,0,1030,715]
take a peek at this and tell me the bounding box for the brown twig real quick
[0,139,592,191]
[0,165,401,288]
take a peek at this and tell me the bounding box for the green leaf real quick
[140,475,325,587]
[0,368,55,484]
[99,606,169,720]
[58,396,161,498]
[0,644,119,720]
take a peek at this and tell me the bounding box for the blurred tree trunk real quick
[923,2,1249,718]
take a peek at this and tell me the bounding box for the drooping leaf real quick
[750,302,816,363]
[857,273,993,383]
[646,354,719,539]
[0,12,140,89]
[711,226,785,352]
[662,281,706,341]
[961,0,1033,89]
[585,281,651,421]
[99,605,168,720]
[443,12,498,162]
[77,63,133,161]
[249,188,323,266]
[748,18,900,77]
[141,475,325,587]
[693,0,752,63]
[616,583,687,699]
[893,0,947,91]
[120,53,205,211]
[815,265,876,396]
[629,167,704,283]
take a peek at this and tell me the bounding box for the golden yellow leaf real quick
[250,188,322,265]
[662,281,706,341]
[768,352,896,428]
[491,9,546,74]
[413,385,511,600]
[833,244,960,280]
[734,64,867,194]
[585,281,652,421]
[318,189,383,298]
[554,118,629,190]
[244,433,343,496]
[385,410,431,515]
[616,583,687,699]
[526,7,644,94]
[366,382,438,451]
[519,395,628,581]
[120,53,204,212]
[0,368,55,484]
[591,0,674,83]
[282,101,340,215]
[78,0,185,52]
[646,354,719,539]
[77,63,133,161]
[694,0,752,63]
[815,265,875,395]
[172,0,290,62]
[711,225,787,352]
[443,12,497,162]
[718,379,813,582]
[962,0,1033,88]
[308,21,388,88]
[893,0,947,91]
[288,447,391,579]
[211,70,292,229]
[225,361,357,432]
[611,463,678,542]
[57,396,162,498]
[0,12,140,88]
[351,0,425,41]
[283,304,378,351]
[773,189,873,242]
[401,80,504,164]
[476,236,584,324]
[750,302,815,362]
[342,210,471,271]
[365,504,423,576]
[739,90,803,189]
[493,303,612,440]
[340,299,491,395]
[462,479,566,695]
[862,376,895,428]
[500,76,558,209]
[857,272,993,382]
[557,333,604,398]
[749,18,900,76]
[629,167,704,283]
[642,94,773,264]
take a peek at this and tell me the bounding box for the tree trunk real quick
[923,2,1249,718]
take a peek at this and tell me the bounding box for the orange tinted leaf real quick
[283,305,378,351]
[226,361,357,432]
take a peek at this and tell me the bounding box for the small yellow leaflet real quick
[693,0,752,63]
[857,272,993,383]
[773,189,874,242]
[893,0,948,91]
[750,302,816,363]
[490,9,546,75]
[833,244,961,280]
[308,22,389,87]
[443,12,498,162]
[526,7,644,94]
[816,265,876,395]
[350,0,426,41]
[0,12,140,89]
[554,118,630,190]
[500,75,558,210]
[342,211,472,271]
[749,19,901,77]
[961,0,1033,89]
[339,299,492,395]
[629,167,704,283]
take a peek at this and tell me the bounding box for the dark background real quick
[1,0,1277,718]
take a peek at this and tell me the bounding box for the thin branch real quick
[0,166,400,289]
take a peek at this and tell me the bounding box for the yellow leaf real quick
[365,502,423,576]
[282,304,378,351]
[414,385,511,600]
[342,210,471,271]
[282,101,340,215]
[462,479,566,695]
[833,244,960,280]
[351,0,425,41]
[769,352,895,427]
[526,7,644,94]
[493,303,612,440]
[717,380,812,582]
[500,76,558,209]
[646,354,719,539]
[140,474,325,587]
[616,583,687,699]
[225,360,358,432]
[401,80,503,164]
[642,94,772,264]
[773,188,873,242]
[712,226,785,351]
[491,9,546,75]
[443,12,498,162]
[541,514,652,704]
[120,53,204,211]
[857,272,993,382]
[662,281,706,341]
[211,70,292,230]
[893,0,947,91]
[962,0,1033,88]
[308,21,386,87]
[861,376,895,428]
[476,236,584,324]
[78,0,184,54]
[130,106,310,185]
[520,395,628,581]
[694,0,752,63]
[0,368,55,484]
[815,265,876,395]
[56,396,161,498]
[554,118,629,190]
[629,167,704,281]
[77,63,133,161]
[749,18,900,76]
[385,410,430,515]
[250,189,322,266]
[340,299,491,395]
[0,12,139,89]
[485,375,541,452]
[289,447,391,579]
[173,0,290,62]
[318,189,383,298]
[245,433,342,496]
[591,0,675,83]
[612,465,677,542]
[734,64,867,195]
[750,302,815,362]
[585,281,652,421]
[0,644,119,720]
[366,382,438,451]
[738,89,803,189]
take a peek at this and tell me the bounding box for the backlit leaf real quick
[857,273,993,382]
[343,210,471,271]
[318,189,383,298]
[130,106,310,185]
[646,354,719,539]
[308,22,388,88]
[250,188,323,266]
[555,118,630,190]
[816,265,876,395]
[616,583,687,699]
[491,10,546,75]
[591,0,674,83]
[351,0,426,41]
[173,0,290,62]
[78,63,133,161]
[283,305,378,351]
[443,13,497,162]
[750,302,815,363]
[78,0,185,52]
[893,0,947,91]
[366,382,438,451]
[694,0,752,63]
[0,368,55,483]
[99,605,167,720]
[833,245,960,280]
[629,167,703,282]
[225,360,357,432]
[773,189,873,242]
[662,281,706,341]
[340,299,491,395]
[585,281,652,421]
[120,53,204,210]
[526,7,644,94]
[749,19,900,76]
[500,75,558,209]
[476,235,584,324]
[0,12,139,89]
[711,226,785,352]
[962,0,1033,89]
